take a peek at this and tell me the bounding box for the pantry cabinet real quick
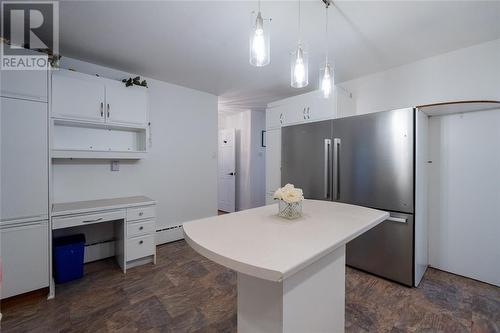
[1,97,48,222]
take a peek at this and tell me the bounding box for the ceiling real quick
[56,1,500,112]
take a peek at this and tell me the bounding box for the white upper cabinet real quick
[0,48,48,102]
[105,80,148,126]
[52,70,105,122]
[266,107,284,130]
[1,70,48,102]
[51,69,148,126]
[266,88,354,129]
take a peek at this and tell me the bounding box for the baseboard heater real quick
[156,224,184,245]
[81,225,184,263]
[84,239,115,263]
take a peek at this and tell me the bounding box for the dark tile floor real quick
[1,240,499,332]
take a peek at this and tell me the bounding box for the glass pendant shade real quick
[290,44,308,88]
[249,11,270,67]
[319,63,334,98]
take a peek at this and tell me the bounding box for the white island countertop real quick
[183,200,389,282]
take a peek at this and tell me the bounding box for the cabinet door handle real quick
[139,226,144,230]
[107,104,110,118]
[100,102,104,117]
[139,212,144,216]
[139,240,144,244]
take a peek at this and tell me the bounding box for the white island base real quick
[238,246,345,333]
[183,200,388,333]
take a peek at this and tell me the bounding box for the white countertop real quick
[183,200,389,281]
[52,196,156,216]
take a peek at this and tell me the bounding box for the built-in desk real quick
[49,196,157,299]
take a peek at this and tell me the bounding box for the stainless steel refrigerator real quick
[281,108,415,286]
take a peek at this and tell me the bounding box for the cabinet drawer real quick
[127,219,155,238]
[52,210,124,230]
[127,234,155,261]
[127,205,155,222]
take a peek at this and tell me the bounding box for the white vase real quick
[278,200,302,219]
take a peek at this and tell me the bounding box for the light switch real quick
[111,160,119,171]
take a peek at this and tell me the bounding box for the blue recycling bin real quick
[53,234,86,284]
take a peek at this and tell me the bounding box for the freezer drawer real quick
[1,220,49,299]
[346,212,414,286]
[332,108,414,213]
[281,120,333,200]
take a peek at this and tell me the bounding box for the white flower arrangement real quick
[273,184,304,204]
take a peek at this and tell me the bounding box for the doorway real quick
[218,129,236,213]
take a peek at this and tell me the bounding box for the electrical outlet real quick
[111,160,119,171]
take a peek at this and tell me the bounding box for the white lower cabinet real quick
[1,220,49,299]
[126,234,155,262]
[125,205,156,267]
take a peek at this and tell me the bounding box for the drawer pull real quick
[139,226,144,230]
[139,240,144,244]
[83,217,103,223]
[139,212,144,216]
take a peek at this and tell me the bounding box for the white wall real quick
[54,58,218,241]
[428,110,500,286]
[342,39,500,115]
[219,110,265,210]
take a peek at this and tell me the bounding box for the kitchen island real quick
[183,200,389,333]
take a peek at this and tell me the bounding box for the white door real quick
[105,80,148,126]
[218,129,236,212]
[0,220,49,299]
[1,97,48,222]
[52,70,105,122]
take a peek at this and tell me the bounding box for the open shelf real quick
[51,119,148,159]
[51,149,146,159]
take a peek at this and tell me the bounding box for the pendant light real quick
[291,0,308,88]
[249,0,270,67]
[319,1,334,98]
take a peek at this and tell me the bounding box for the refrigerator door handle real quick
[324,139,332,199]
[333,138,341,200]
[387,216,408,223]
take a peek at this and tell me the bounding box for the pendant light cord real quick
[298,0,302,44]
[325,4,329,63]
[258,0,261,13]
